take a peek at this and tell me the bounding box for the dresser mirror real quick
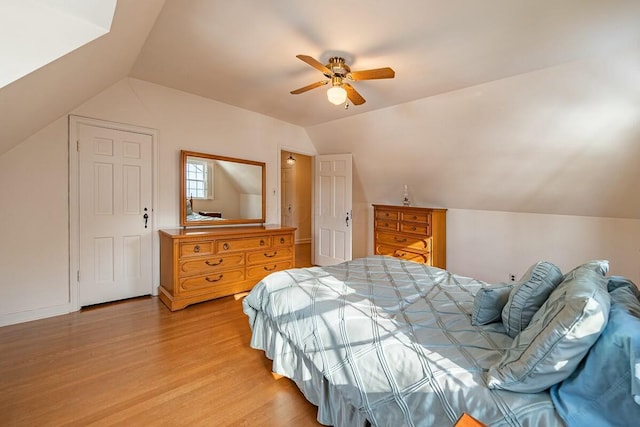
[180,150,266,227]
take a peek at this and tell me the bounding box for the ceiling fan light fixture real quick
[327,86,347,105]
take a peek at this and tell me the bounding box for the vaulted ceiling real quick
[3,0,640,154]
[1,0,639,218]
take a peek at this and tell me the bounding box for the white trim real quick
[68,115,160,312]
[277,145,317,264]
[0,304,72,327]
[276,145,315,223]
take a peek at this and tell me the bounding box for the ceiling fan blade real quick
[348,67,395,81]
[343,83,366,105]
[290,80,328,94]
[296,54,332,75]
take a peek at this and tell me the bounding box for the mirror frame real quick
[180,150,266,227]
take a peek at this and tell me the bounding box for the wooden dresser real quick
[159,225,296,311]
[372,204,447,269]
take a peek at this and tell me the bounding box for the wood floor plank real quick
[0,296,321,426]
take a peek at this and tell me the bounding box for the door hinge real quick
[76,140,79,152]
[77,270,80,281]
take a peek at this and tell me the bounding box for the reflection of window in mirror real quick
[186,157,214,200]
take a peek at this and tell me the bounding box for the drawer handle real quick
[260,240,266,246]
[396,252,406,257]
[205,274,223,282]
[384,223,389,227]
[385,213,390,217]
[205,259,223,266]
[280,237,285,244]
[412,226,417,231]
[193,245,200,253]
[264,251,277,258]
[413,215,417,220]
[395,237,407,243]
[223,243,230,250]
[264,265,277,272]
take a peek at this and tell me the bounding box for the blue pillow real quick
[501,261,564,338]
[487,267,610,393]
[550,277,640,426]
[471,283,514,326]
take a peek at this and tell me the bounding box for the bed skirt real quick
[246,305,370,426]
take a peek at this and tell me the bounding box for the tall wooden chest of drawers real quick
[372,204,447,269]
[159,225,296,310]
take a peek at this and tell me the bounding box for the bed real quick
[243,255,640,426]
[186,197,224,222]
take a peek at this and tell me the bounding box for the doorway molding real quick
[278,145,315,264]
[69,115,160,312]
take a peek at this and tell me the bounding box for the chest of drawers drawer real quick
[247,247,294,265]
[217,236,270,253]
[375,209,400,221]
[178,268,245,295]
[401,211,430,224]
[246,260,294,281]
[375,244,430,264]
[273,234,294,247]
[375,219,399,232]
[180,241,215,257]
[375,231,431,251]
[400,222,431,236]
[178,253,245,276]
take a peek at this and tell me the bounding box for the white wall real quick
[240,194,262,219]
[445,209,640,284]
[0,119,70,323]
[0,77,316,326]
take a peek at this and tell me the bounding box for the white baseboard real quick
[0,304,73,327]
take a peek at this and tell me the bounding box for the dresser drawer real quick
[178,253,245,276]
[401,211,431,224]
[178,268,245,294]
[180,241,215,258]
[375,232,431,251]
[217,236,270,253]
[400,222,431,236]
[246,260,293,281]
[375,244,430,264]
[273,233,294,247]
[375,209,400,221]
[375,219,399,231]
[247,247,293,265]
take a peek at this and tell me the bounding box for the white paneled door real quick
[77,124,153,306]
[314,154,352,266]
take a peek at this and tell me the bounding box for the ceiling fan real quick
[290,55,395,106]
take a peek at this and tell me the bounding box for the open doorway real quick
[281,151,313,267]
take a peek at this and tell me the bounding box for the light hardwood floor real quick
[0,295,321,426]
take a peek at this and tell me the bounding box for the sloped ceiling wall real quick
[1,0,638,221]
[0,0,165,156]
[306,45,640,219]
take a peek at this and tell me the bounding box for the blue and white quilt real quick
[243,256,563,427]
